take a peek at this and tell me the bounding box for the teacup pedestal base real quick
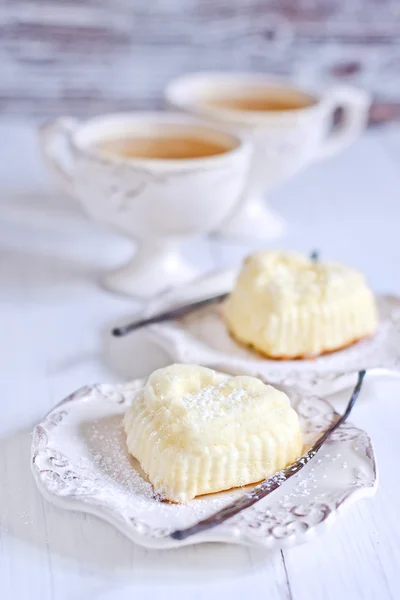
[102,241,197,298]
[217,195,286,240]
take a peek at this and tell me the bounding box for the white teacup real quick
[166,73,371,239]
[40,112,250,296]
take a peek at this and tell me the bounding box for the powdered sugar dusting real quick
[78,405,241,525]
[82,414,155,504]
[32,382,377,547]
[181,382,248,419]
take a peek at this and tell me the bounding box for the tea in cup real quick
[40,113,250,296]
[166,73,371,239]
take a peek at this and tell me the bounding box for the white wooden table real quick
[1,121,400,599]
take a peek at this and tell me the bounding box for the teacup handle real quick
[316,86,371,161]
[39,117,79,196]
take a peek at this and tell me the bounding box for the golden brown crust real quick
[227,327,373,361]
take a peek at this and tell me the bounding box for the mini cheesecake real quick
[223,251,378,359]
[124,364,302,503]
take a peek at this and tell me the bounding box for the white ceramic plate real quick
[144,268,400,395]
[31,378,377,549]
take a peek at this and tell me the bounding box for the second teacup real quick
[40,112,250,296]
[166,72,371,239]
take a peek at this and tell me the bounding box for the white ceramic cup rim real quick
[69,112,249,168]
[165,72,322,122]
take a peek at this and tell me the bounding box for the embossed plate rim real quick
[31,378,378,549]
[143,267,400,395]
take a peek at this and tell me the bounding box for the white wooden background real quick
[1,120,400,599]
[1,0,400,123]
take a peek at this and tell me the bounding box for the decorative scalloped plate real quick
[143,268,400,395]
[31,378,377,549]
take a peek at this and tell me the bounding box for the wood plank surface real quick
[0,1,399,120]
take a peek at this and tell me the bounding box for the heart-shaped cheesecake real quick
[223,250,378,359]
[124,364,302,503]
